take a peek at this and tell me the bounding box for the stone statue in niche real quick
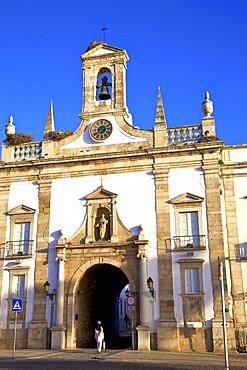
[95,214,108,240]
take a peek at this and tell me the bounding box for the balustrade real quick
[168,125,202,143]
[13,142,42,160]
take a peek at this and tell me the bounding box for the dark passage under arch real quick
[75,263,129,348]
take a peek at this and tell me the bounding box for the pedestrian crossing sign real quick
[12,298,23,311]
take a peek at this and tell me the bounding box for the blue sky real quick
[0,0,246,147]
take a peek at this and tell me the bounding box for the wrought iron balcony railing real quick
[173,235,206,249]
[5,240,34,257]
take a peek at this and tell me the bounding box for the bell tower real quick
[79,41,129,119]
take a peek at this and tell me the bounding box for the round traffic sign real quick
[126,295,136,306]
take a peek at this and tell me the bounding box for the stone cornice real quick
[0,142,224,169]
[66,241,137,249]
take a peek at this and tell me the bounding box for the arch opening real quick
[74,263,130,348]
[96,68,112,101]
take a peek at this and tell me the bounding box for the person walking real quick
[95,321,104,353]
[124,314,130,329]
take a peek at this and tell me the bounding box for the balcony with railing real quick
[5,240,34,258]
[173,235,206,250]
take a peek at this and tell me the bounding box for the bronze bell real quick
[98,85,111,100]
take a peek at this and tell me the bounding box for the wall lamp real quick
[147,277,155,298]
[43,281,56,301]
[125,288,130,297]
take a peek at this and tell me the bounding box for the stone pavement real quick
[0,348,246,369]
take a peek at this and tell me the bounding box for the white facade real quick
[0,41,246,352]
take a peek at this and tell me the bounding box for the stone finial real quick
[43,100,55,139]
[138,224,146,240]
[5,116,16,136]
[57,229,66,244]
[155,87,166,127]
[202,91,213,117]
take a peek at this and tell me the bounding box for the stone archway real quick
[66,259,137,349]
[75,264,128,347]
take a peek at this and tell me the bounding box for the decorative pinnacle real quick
[5,116,16,136]
[155,87,166,127]
[100,176,105,187]
[43,100,55,139]
[202,91,213,117]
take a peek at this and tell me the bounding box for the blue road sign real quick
[12,298,23,311]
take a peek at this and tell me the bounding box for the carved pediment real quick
[86,186,117,200]
[81,42,128,59]
[171,192,204,205]
[8,204,36,215]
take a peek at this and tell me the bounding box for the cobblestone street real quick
[0,349,246,370]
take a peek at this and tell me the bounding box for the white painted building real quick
[0,41,246,352]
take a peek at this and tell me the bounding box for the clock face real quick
[90,119,113,141]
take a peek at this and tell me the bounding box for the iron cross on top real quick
[101,26,108,43]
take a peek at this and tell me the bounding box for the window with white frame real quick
[180,212,199,235]
[7,266,29,324]
[7,205,36,257]
[179,212,200,247]
[178,259,205,322]
[185,268,200,294]
[13,222,30,255]
[12,274,25,298]
[171,193,205,249]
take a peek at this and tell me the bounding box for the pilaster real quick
[203,163,224,316]
[222,171,246,328]
[0,181,11,344]
[154,166,178,351]
[136,245,151,350]
[28,179,52,349]
[51,244,67,349]
[203,162,236,351]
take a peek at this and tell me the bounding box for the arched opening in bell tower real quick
[74,263,131,349]
[96,67,112,101]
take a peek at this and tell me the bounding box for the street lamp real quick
[43,281,56,301]
[125,287,130,297]
[147,277,155,298]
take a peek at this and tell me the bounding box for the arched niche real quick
[66,186,136,245]
[94,206,110,241]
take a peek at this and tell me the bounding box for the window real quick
[185,268,200,294]
[179,212,200,247]
[7,205,35,257]
[7,266,29,325]
[13,222,30,254]
[171,193,205,249]
[180,212,199,236]
[12,275,25,298]
[178,259,205,323]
